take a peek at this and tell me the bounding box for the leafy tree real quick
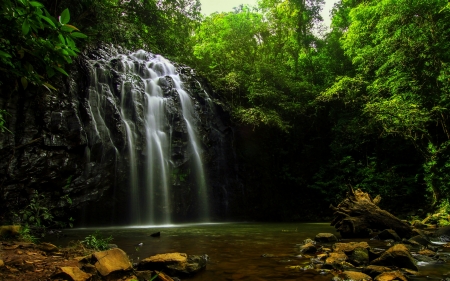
[41,0,201,61]
[322,0,450,207]
[0,0,86,91]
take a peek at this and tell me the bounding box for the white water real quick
[87,50,209,224]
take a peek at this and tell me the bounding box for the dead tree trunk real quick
[330,187,412,238]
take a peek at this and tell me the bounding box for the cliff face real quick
[0,46,240,226]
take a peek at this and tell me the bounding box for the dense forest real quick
[1,0,450,223]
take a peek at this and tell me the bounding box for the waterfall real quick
[86,49,209,225]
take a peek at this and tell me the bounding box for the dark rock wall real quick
[0,46,241,225]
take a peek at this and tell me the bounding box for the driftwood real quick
[330,187,412,238]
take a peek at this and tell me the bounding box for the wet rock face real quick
[0,46,239,225]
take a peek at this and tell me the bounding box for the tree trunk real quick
[330,187,413,238]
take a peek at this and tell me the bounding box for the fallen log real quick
[330,186,412,238]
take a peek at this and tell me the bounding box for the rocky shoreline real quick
[1,225,450,280]
[0,239,207,281]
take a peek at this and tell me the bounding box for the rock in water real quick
[370,244,418,271]
[138,252,207,277]
[92,248,133,276]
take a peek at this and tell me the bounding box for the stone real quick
[138,253,207,277]
[408,235,430,247]
[363,265,393,278]
[300,242,317,254]
[370,244,418,271]
[38,242,58,252]
[374,271,408,281]
[323,252,348,269]
[378,229,401,241]
[417,249,435,257]
[315,233,338,243]
[93,248,132,276]
[53,266,92,281]
[166,254,207,277]
[0,225,21,237]
[432,225,450,241]
[349,247,369,266]
[0,259,4,267]
[333,242,370,253]
[140,253,188,266]
[341,270,373,281]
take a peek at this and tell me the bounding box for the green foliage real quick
[317,0,450,209]
[12,189,74,236]
[82,231,113,251]
[0,109,12,133]
[49,0,201,62]
[171,168,189,183]
[18,191,54,229]
[192,1,326,131]
[0,0,86,90]
[18,225,39,243]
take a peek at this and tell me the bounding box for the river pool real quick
[45,222,450,280]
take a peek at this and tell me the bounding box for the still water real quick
[46,223,450,280]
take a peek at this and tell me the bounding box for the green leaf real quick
[43,82,57,92]
[65,36,76,48]
[0,50,12,59]
[58,34,65,45]
[54,66,69,76]
[21,77,28,89]
[61,24,79,32]
[38,14,56,28]
[65,48,77,56]
[22,20,30,35]
[70,32,88,39]
[46,65,55,77]
[29,1,44,8]
[59,8,70,25]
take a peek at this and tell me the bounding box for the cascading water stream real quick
[172,75,210,222]
[87,50,210,224]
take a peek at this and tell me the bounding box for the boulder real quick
[408,235,430,247]
[323,252,348,269]
[333,242,370,253]
[349,247,369,266]
[53,267,92,281]
[432,225,450,241]
[0,225,21,237]
[374,271,407,281]
[92,248,132,276]
[370,244,418,271]
[363,265,393,278]
[341,271,373,281]
[138,253,207,277]
[315,233,338,243]
[417,249,435,257]
[378,230,401,242]
[300,242,317,254]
